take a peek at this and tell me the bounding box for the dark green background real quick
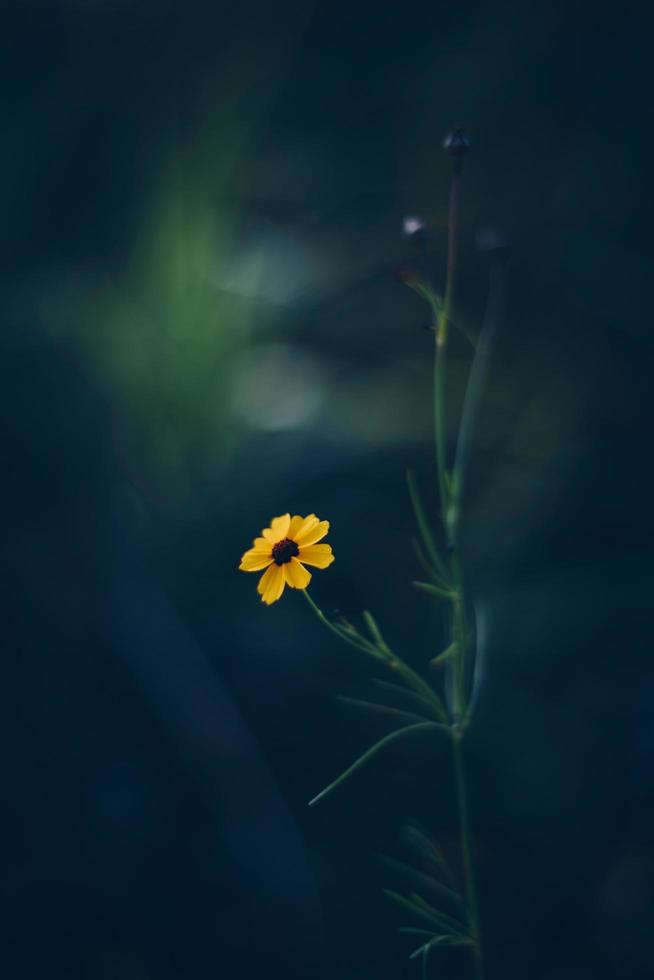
[2,1,653,978]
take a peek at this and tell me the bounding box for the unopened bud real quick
[394,265,419,287]
[443,127,470,156]
[403,215,426,238]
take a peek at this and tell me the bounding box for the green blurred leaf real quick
[400,824,460,893]
[383,890,466,936]
[429,641,459,669]
[413,581,458,602]
[378,854,462,908]
[407,470,451,583]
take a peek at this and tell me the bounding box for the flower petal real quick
[250,537,271,551]
[257,563,286,604]
[291,514,318,541]
[296,520,329,547]
[288,515,305,538]
[262,513,291,543]
[239,548,273,572]
[297,543,334,568]
[283,557,312,589]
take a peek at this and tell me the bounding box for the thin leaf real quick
[302,590,383,659]
[369,680,444,719]
[362,610,387,649]
[308,723,439,807]
[397,928,435,938]
[337,696,426,725]
[412,538,449,587]
[407,470,450,582]
[401,824,460,893]
[429,641,459,669]
[409,893,466,934]
[463,600,487,728]
[360,614,449,724]
[422,939,431,980]
[332,622,382,657]
[383,891,465,936]
[380,648,449,722]
[413,581,458,602]
[378,854,462,907]
[411,935,474,961]
[384,891,444,931]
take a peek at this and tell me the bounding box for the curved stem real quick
[301,589,381,658]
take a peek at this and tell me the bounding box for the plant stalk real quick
[437,153,484,980]
[452,732,484,980]
[434,168,461,543]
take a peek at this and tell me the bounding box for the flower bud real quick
[443,127,470,156]
[403,215,426,238]
[394,265,419,287]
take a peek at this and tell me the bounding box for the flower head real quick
[239,513,335,605]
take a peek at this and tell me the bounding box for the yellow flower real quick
[239,513,335,605]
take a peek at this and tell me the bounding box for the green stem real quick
[434,170,461,541]
[434,324,448,526]
[452,733,484,980]
[437,160,484,980]
[301,590,381,658]
[303,591,447,722]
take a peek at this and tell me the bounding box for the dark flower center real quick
[272,537,299,565]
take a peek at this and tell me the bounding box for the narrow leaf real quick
[384,891,444,931]
[337,696,426,725]
[369,680,443,719]
[411,935,474,960]
[422,939,431,980]
[380,648,449,722]
[378,854,462,907]
[384,890,464,935]
[429,642,458,670]
[401,824,460,892]
[463,600,487,728]
[409,893,467,934]
[413,581,458,602]
[407,470,450,582]
[362,610,386,649]
[412,538,449,587]
[308,723,439,807]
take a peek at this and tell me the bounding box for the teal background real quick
[2,1,653,978]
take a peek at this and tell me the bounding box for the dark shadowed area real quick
[2,1,653,978]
